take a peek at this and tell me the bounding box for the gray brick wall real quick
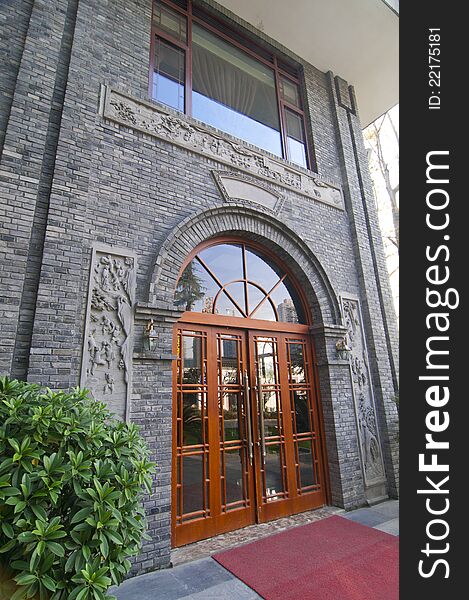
[0,0,34,158]
[0,0,399,574]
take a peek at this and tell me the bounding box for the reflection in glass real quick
[297,440,316,488]
[219,339,239,385]
[292,391,310,434]
[175,243,306,323]
[153,38,185,111]
[175,261,211,312]
[285,108,308,168]
[192,24,282,156]
[182,335,202,384]
[288,343,306,384]
[271,280,302,323]
[257,340,277,385]
[199,244,243,284]
[264,445,284,500]
[223,449,245,506]
[215,282,245,317]
[249,285,276,321]
[182,393,203,445]
[245,249,281,291]
[153,0,187,42]
[182,454,205,515]
[279,75,301,108]
[220,392,241,441]
[261,391,280,437]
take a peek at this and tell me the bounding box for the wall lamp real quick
[336,338,351,361]
[144,319,158,352]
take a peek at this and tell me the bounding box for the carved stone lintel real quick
[80,244,137,421]
[102,87,344,210]
[340,296,385,487]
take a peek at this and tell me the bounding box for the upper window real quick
[175,242,306,324]
[150,0,311,169]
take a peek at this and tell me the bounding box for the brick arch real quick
[147,205,341,325]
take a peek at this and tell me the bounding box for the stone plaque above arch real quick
[212,171,285,215]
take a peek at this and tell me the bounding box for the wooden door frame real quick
[172,317,331,547]
[171,236,331,546]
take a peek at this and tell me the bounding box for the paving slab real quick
[180,579,261,599]
[112,558,260,600]
[342,508,390,527]
[374,517,399,536]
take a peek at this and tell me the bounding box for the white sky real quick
[364,104,399,322]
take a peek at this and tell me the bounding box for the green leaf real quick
[1,521,14,538]
[71,507,93,524]
[10,587,29,600]
[46,529,67,540]
[18,531,36,543]
[99,534,109,558]
[76,588,89,600]
[15,573,37,586]
[31,504,47,521]
[8,438,20,453]
[65,550,77,573]
[30,550,41,573]
[82,545,91,561]
[69,585,86,600]
[105,529,123,545]
[0,538,16,553]
[47,541,65,557]
[14,500,27,513]
[1,485,21,496]
[41,575,56,592]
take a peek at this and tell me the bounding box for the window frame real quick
[176,237,312,327]
[149,0,314,170]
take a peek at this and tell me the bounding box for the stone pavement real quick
[112,500,399,600]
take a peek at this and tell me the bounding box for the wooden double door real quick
[172,323,326,547]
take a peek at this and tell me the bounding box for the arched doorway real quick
[172,239,328,547]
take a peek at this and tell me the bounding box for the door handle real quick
[256,371,267,459]
[244,370,254,465]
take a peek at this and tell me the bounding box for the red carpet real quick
[213,515,398,600]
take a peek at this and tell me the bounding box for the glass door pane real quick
[253,336,288,503]
[286,339,321,494]
[217,333,250,512]
[175,330,210,524]
[173,326,256,547]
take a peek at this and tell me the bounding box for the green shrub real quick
[0,377,154,600]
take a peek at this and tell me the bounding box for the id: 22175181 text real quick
[428,28,441,110]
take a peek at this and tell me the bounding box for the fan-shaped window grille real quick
[176,242,306,324]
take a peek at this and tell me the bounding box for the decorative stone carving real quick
[102,87,344,210]
[80,245,136,420]
[212,171,284,214]
[341,297,385,485]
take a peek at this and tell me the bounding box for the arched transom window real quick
[176,242,306,324]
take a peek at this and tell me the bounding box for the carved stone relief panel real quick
[80,245,136,420]
[101,87,344,210]
[341,296,385,486]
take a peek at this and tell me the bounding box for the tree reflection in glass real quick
[175,262,206,311]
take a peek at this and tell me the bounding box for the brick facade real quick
[0,0,399,574]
